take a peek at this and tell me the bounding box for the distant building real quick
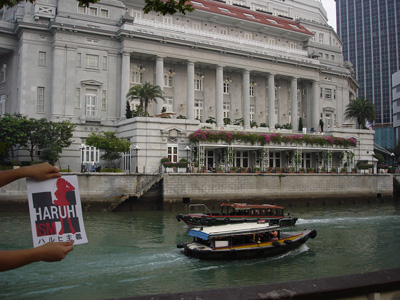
[0,0,374,172]
[336,0,400,149]
[393,71,400,145]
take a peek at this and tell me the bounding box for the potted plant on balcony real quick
[330,167,337,174]
[321,167,327,173]
[216,166,224,173]
[298,167,305,173]
[340,167,347,174]
[230,166,238,173]
[275,167,282,174]
[307,167,314,173]
[265,166,272,173]
[288,166,295,173]
[254,167,261,173]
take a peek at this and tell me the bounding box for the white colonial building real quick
[0,0,374,173]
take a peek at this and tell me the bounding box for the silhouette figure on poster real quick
[54,178,76,235]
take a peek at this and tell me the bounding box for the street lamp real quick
[185,146,191,173]
[79,144,85,172]
[367,150,375,174]
[133,145,140,173]
[391,153,395,169]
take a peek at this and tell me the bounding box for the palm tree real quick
[344,97,376,129]
[126,82,165,116]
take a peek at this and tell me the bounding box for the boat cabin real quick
[220,203,285,217]
[188,222,281,249]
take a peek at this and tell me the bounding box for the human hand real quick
[22,162,61,181]
[36,241,74,262]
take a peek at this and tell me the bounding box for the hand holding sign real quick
[27,175,88,247]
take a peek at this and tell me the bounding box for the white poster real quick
[26,175,88,247]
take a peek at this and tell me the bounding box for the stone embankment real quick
[0,173,396,211]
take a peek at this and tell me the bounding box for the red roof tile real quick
[188,0,313,36]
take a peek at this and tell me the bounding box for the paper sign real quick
[26,175,88,247]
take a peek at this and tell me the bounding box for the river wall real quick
[163,173,394,208]
[0,173,395,211]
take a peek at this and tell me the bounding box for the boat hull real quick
[181,229,316,260]
[176,214,298,227]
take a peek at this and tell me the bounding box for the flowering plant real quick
[188,130,357,148]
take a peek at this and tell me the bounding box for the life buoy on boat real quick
[212,217,216,222]
[273,241,281,247]
[224,217,230,223]
[284,239,293,245]
[310,229,317,239]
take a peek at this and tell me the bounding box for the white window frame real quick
[194,99,203,121]
[77,53,82,68]
[167,145,178,163]
[100,8,109,18]
[319,33,324,43]
[81,145,100,164]
[325,88,332,100]
[223,81,230,94]
[250,105,255,122]
[163,97,173,112]
[85,54,99,69]
[85,89,97,116]
[102,56,107,70]
[75,88,81,109]
[223,102,230,118]
[132,64,145,84]
[194,74,203,91]
[164,72,174,87]
[89,6,98,16]
[37,87,45,113]
[38,51,46,66]
[101,90,107,110]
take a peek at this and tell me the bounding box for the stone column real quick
[290,77,298,131]
[215,65,224,127]
[268,74,276,129]
[65,46,77,117]
[155,56,164,115]
[120,51,130,119]
[311,80,319,131]
[242,70,250,129]
[51,45,66,118]
[187,61,195,120]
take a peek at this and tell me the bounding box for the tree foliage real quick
[0,113,28,160]
[344,97,376,129]
[143,0,194,15]
[85,131,131,168]
[0,0,195,14]
[126,82,165,116]
[0,113,75,164]
[39,120,75,165]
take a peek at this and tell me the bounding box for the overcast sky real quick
[321,0,337,30]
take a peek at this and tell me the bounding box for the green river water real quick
[1,203,400,299]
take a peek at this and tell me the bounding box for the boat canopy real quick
[188,223,280,240]
[221,203,284,210]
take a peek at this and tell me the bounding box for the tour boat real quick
[176,203,298,227]
[177,222,317,260]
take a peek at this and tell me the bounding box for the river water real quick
[1,203,400,299]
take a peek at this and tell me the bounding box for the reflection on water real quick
[1,203,400,299]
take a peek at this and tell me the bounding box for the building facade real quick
[0,0,374,173]
[336,0,400,149]
[393,70,400,142]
